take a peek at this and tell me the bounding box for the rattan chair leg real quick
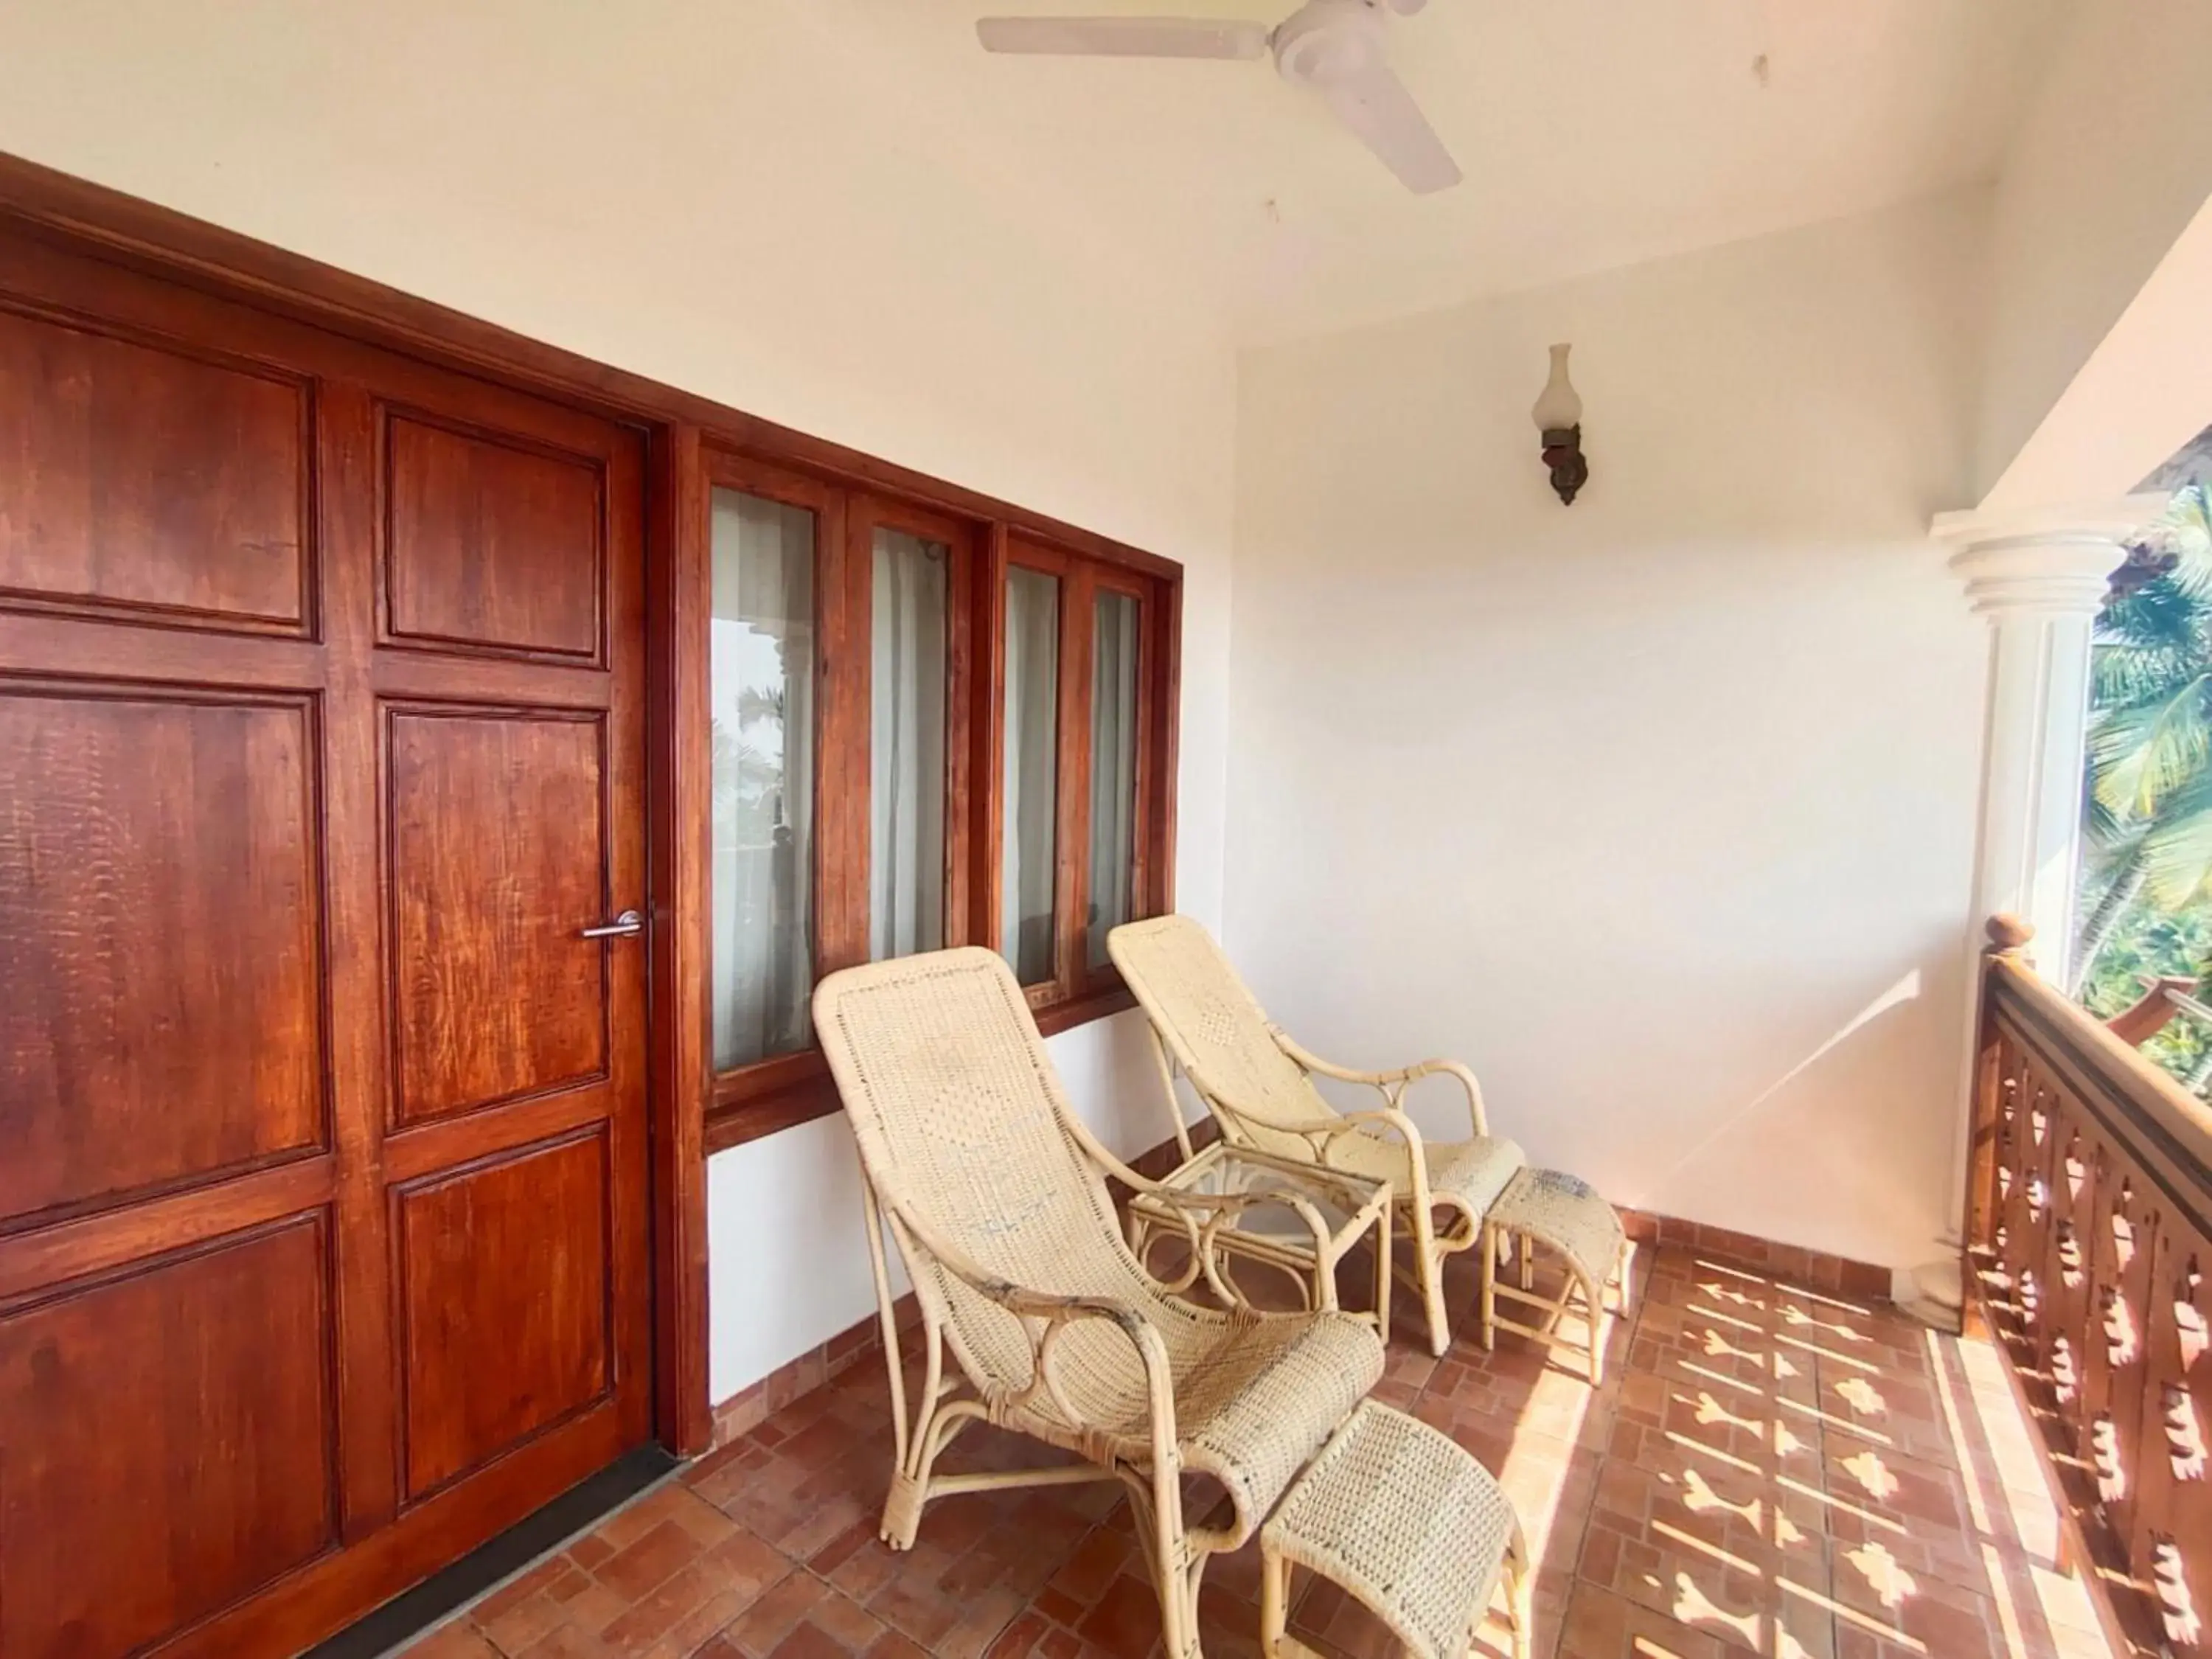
[1579,1261,1604,1386]
[1372,1220,1393,1343]
[1485,1225,1498,1350]
[1127,1472,1204,1659]
[1259,1550,1291,1658]
[1506,1517,1534,1659]
[1404,1200,1451,1358]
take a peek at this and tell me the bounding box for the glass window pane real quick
[710,488,815,1069]
[1086,591,1141,968]
[870,528,949,961]
[1001,566,1060,984]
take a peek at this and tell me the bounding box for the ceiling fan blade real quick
[975,16,1271,59]
[1319,58,1461,194]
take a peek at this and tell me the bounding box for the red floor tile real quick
[391,1245,2113,1659]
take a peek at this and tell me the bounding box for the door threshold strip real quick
[309,1444,680,1659]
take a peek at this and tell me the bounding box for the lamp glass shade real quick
[1531,342,1582,431]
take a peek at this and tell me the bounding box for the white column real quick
[1905,496,2164,1324]
[1938,497,2167,982]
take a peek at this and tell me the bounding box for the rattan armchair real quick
[1108,915,1525,1357]
[813,947,1385,1659]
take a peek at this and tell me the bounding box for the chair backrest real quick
[813,947,1143,1388]
[1108,915,1337,1157]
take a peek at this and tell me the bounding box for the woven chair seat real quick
[1327,1130,1524,1217]
[1486,1167,1621,1280]
[1481,1166,1632,1384]
[1263,1401,1528,1659]
[1008,1297,1385,1534]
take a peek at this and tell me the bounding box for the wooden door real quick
[0,229,653,1657]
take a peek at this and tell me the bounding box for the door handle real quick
[580,908,644,940]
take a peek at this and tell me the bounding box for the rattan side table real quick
[1126,1142,1393,1333]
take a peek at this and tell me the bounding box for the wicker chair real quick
[1108,914,1525,1357]
[814,947,1385,1659]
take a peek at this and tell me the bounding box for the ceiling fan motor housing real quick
[1273,0,1387,88]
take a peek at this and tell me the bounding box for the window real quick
[709,487,817,1071]
[703,453,1178,1144]
[872,526,952,961]
[1001,564,1060,984]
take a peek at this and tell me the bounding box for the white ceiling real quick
[879,0,2065,341]
[0,0,2068,352]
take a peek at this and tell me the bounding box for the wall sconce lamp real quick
[1531,342,1588,505]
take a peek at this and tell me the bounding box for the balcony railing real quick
[1969,914,2212,1655]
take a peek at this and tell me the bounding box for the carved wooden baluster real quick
[2166,1382,2208,1483]
[1975,914,2212,1641]
[2154,1534,2203,1648]
[2093,1412,2126,1503]
[2052,1334,2079,1404]
[2181,1261,2208,1374]
[2106,1284,2140,1370]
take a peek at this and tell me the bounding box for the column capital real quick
[1933,494,2168,619]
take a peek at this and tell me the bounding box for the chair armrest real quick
[885,1198,1181,1454]
[1270,1029,1491,1138]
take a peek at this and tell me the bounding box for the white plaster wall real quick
[0,0,1234,1403]
[1975,0,2212,499]
[1228,192,1993,1274]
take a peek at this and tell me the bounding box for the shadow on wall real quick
[1634,967,1925,1208]
[1603,941,1967,1270]
[1285,929,1969,1276]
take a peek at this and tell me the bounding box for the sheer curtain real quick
[1001,567,1060,983]
[870,529,947,960]
[710,490,815,1070]
[1086,591,1140,967]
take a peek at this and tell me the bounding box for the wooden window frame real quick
[701,461,1178,1153]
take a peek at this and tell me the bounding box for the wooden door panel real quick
[0,217,652,1659]
[0,306,308,630]
[0,683,324,1224]
[0,1217,337,1659]
[395,1129,613,1499]
[386,706,609,1124]
[383,411,605,662]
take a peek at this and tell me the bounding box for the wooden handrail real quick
[2107,974,2203,1046]
[1968,914,2212,1656]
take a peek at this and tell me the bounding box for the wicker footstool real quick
[1480,1166,1631,1384]
[1261,1401,1531,1659]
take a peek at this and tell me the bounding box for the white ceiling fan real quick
[975,0,1461,195]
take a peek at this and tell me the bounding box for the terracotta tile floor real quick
[395,1245,2116,1659]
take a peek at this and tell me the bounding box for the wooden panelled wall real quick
[0,151,1182,1658]
[1969,917,2212,1658]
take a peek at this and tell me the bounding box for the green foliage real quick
[2076,902,2212,1085]
[2075,485,2212,1091]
